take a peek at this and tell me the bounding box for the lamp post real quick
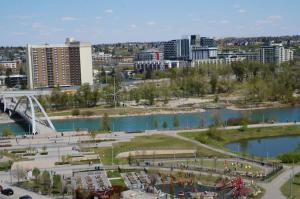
[111,145,114,165]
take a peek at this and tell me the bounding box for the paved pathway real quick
[170,133,238,157]
[260,165,300,199]
[0,183,51,199]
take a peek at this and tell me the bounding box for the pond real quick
[224,135,300,157]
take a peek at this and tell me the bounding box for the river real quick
[1,106,300,135]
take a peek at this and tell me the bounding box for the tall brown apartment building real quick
[26,38,93,89]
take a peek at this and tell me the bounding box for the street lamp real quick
[111,145,114,165]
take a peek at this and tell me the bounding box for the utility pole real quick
[290,172,293,199]
[113,76,116,109]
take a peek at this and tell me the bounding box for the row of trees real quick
[38,84,102,111]
[39,60,300,111]
[30,167,67,195]
[130,60,300,105]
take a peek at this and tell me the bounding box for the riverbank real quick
[0,107,205,125]
[46,107,206,121]
[226,102,292,111]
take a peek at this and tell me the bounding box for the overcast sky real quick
[1,0,299,46]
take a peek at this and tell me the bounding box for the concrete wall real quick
[79,43,93,86]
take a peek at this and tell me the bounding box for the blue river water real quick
[1,106,300,134]
[2,106,300,157]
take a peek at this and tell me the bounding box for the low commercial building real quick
[0,74,27,87]
[134,49,164,71]
[0,61,17,70]
[191,47,218,60]
[218,51,260,62]
[192,57,246,66]
[260,43,294,64]
[92,52,112,62]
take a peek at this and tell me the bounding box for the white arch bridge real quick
[0,91,56,135]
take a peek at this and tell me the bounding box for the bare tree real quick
[12,165,26,183]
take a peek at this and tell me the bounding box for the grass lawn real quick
[94,134,225,165]
[281,172,300,199]
[107,170,121,178]
[0,161,12,171]
[110,178,126,187]
[0,150,26,161]
[180,125,300,156]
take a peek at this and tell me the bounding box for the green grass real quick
[107,170,121,178]
[110,178,126,187]
[180,125,300,159]
[0,161,12,171]
[0,150,26,161]
[281,172,300,199]
[94,134,225,165]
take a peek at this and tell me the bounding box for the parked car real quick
[1,188,14,196]
[19,195,32,199]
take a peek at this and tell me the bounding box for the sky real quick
[0,0,299,46]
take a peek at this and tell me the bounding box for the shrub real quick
[227,118,249,126]
[277,152,300,163]
[239,120,248,132]
[196,135,209,144]
[81,111,94,116]
[206,126,223,141]
[72,109,80,116]
[2,128,14,137]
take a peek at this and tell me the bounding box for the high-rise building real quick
[26,38,93,89]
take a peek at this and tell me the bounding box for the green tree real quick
[231,61,246,82]
[153,118,159,129]
[5,68,13,88]
[32,167,40,184]
[50,86,63,110]
[52,174,62,194]
[143,83,156,105]
[145,68,153,79]
[210,72,218,93]
[162,121,168,129]
[90,129,97,142]
[101,112,112,132]
[173,116,179,129]
[41,170,51,194]
[2,128,14,137]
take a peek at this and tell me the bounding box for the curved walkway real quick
[170,133,237,157]
[260,165,300,199]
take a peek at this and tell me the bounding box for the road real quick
[0,183,51,199]
[260,165,300,199]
